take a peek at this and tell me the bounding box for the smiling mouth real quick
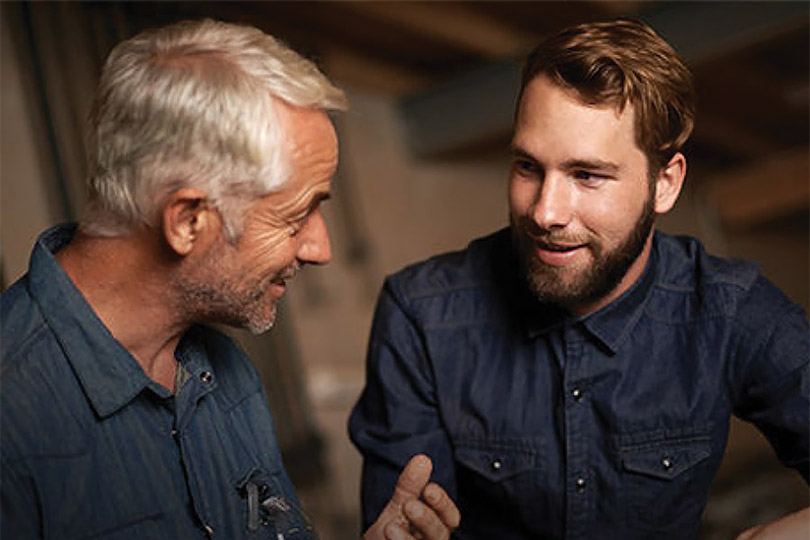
[529,238,589,267]
[537,241,583,252]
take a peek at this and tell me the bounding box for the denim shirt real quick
[1,225,312,540]
[349,227,809,540]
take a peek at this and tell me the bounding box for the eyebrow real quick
[561,159,620,174]
[510,144,620,174]
[510,145,536,163]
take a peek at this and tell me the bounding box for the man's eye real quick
[573,170,605,182]
[514,160,537,175]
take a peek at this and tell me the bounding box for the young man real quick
[1,19,458,540]
[350,19,808,539]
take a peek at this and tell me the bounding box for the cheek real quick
[582,195,640,239]
[242,228,296,268]
[508,177,535,214]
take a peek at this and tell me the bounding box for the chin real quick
[243,304,278,335]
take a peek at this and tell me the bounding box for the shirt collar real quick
[28,225,166,417]
[522,231,659,353]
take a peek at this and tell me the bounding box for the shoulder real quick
[651,232,806,338]
[653,233,764,315]
[1,276,50,369]
[386,228,510,301]
[1,299,88,462]
[380,228,514,328]
[654,233,760,291]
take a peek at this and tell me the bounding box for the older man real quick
[1,19,458,540]
[350,19,808,540]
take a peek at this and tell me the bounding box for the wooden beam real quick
[323,48,433,96]
[703,147,809,229]
[342,1,536,59]
[693,114,778,157]
[401,2,808,158]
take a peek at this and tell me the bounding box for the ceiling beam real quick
[323,48,433,96]
[342,1,536,59]
[702,146,809,229]
[400,2,809,158]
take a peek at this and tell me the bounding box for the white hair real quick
[81,18,347,241]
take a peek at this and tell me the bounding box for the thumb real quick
[390,454,433,505]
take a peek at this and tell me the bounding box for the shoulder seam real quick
[2,323,52,369]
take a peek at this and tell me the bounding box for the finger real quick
[390,454,433,505]
[383,521,418,540]
[422,483,460,529]
[403,498,451,540]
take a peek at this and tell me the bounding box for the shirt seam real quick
[397,281,498,303]
[1,321,52,369]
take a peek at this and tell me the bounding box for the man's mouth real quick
[532,238,588,266]
[537,241,583,252]
[268,265,300,296]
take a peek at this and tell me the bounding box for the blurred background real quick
[1,1,807,538]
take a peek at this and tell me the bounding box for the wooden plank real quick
[323,48,433,96]
[343,1,536,58]
[703,147,809,229]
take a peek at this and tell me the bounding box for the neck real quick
[56,229,187,391]
[569,233,654,317]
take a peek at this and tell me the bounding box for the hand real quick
[735,507,809,540]
[363,454,460,540]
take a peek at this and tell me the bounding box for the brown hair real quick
[518,19,695,173]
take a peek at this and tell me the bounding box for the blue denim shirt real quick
[349,227,809,539]
[1,225,312,540]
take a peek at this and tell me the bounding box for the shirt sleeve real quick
[348,279,457,532]
[731,276,809,482]
[1,457,42,539]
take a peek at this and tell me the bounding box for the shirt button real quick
[576,477,587,492]
[203,524,214,536]
[171,428,178,439]
[662,457,674,471]
[200,371,213,384]
[571,388,583,402]
[491,459,503,472]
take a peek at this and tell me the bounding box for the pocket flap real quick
[621,439,711,480]
[455,443,539,482]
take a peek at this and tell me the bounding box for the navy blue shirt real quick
[349,227,809,539]
[1,225,313,540]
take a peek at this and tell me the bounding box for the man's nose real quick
[532,174,574,230]
[297,209,331,265]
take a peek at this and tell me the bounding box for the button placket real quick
[562,324,593,537]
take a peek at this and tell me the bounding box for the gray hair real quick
[81,18,348,241]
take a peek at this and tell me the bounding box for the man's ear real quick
[654,152,687,214]
[162,188,217,256]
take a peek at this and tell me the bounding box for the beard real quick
[173,237,298,335]
[512,189,655,311]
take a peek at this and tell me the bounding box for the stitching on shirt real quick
[617,434,711,453]
[423,318,505,331]
[222,384,263,412]
[403,283,497,303]
[453,438,541,455]
[613,424,714,449]
[2,321,51,368]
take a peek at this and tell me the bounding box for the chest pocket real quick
[71,515,165,540]
[619,435,713,532]
[454,439,544,508]
[235,467,315,540]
